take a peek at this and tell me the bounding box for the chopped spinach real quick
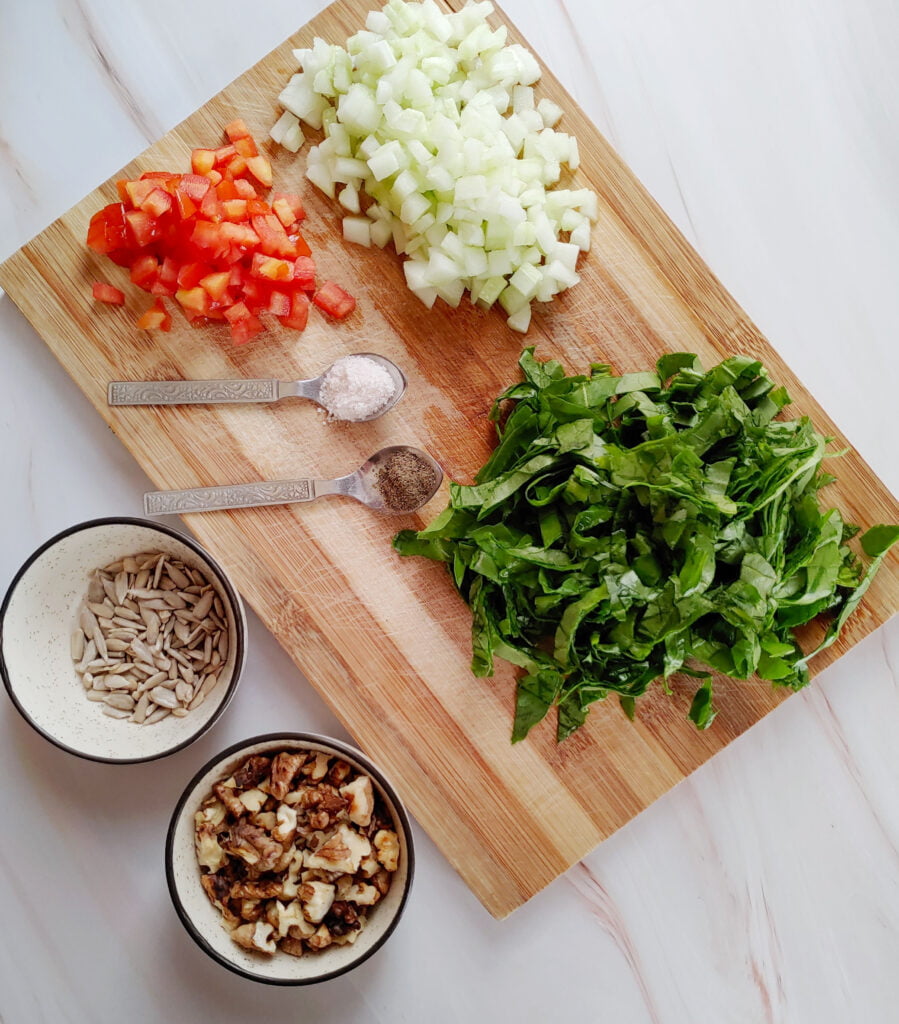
[394,351,899,741]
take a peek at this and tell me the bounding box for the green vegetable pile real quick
[394,350,899,741]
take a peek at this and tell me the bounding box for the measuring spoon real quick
[108,353,406,422]
[143,445,443,517]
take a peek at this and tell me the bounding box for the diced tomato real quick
[233,136,258,159]
[250,253,291,281]
[222,198,248,222]
[224,302,264,345]
[224,118,251,142]
[291,256,316,291]
[252,214,293,257]
[266,290,291,317]
[176,262,210,289]
[191,149,216,175]
[173,190,198,220]
[200,190,223,222]
[200,271,231,302]
[175,287,211,316]
[190,220,227,257]
[136,298,172,332]
[86,122,354,345]
[178,174,211,202]
[92,282,126,305]
[278,290,310,331]
[272,197,297,229]
[129,254,159,289]
[87,204,129,254]
[313,281,356,320]
[246,155,273,188]
[233,178,258,200]
[291,231,312,258]
[141,187,172,218]
[272,192,305,222]
[125,209,160,247]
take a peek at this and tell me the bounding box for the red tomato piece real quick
[225,156,248,179]
[176,262,210,289]
[136,298,172,332]
[224,302,264,345]
[191,149,216,175]
[246,155,273,188]
[250,253,292,281]
[313,281,356,320]
[213,144,237,166]
[267,290,291,317]
[87,204,129,254]
[177,174,211,202]
[233,136,258,159]
[200,271,231,302]
[291,231,312,258]
[175,287,211,316]
[233,178,258,200]
[222,198,249,222]
[252,214,294,257]
[125,209,160,248]
[190,220,227,257]
[224,118,251,142]
[199,190,223,222]
[115,179,130,202]
[141,187,172,218]
[173,190,198,220]
[272,197,297,230]
[92,282,126,305]
[278,290,310,331]
[272,192,306,222]
[215,179,240,201]
[291,256,316,291]
[129,254,159,290]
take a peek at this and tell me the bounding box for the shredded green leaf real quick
[394,350,899,741]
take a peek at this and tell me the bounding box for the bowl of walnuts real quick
[166,732,414,984]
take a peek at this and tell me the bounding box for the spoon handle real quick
[108,379,281,405]
[144,479,317,516]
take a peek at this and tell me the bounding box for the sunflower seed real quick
[86,689,107,702]
[144,707,171,725]
[149,686,179,709]
[103,705,131,719]
[131,691,151,724]
[171,707,189,718]
[71,630,85,661]
[105,692,135,711]
[166,563,191,589]
[175,680,194,704]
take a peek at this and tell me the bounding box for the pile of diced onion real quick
[270,0,598,333]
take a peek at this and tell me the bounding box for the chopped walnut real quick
[238,788,268,813]
[272,804,297,844]
[269,751,305,801]
[305,924,332,951]
[231,920,277,954]
[340,775,375,827]
[305,823,371,874]
[299,880,335,924]
[374,829,400,872]
[213,781,245,818]
[233,755,271,791]
[195,748,400,960]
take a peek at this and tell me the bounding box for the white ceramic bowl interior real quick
[0,518,247,763]
[167,733,414,985]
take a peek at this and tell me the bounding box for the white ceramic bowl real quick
[0,518,246,763]
[166,733,415,984]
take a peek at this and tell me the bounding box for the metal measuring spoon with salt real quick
[108,352,406,422]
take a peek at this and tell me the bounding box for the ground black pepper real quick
[374,449,439,512]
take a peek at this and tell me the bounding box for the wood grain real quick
[1,0,896,919]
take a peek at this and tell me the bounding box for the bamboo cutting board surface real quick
[2,0,897,918]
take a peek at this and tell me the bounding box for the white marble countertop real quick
[2,1,898,1021]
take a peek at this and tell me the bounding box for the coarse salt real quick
[318,355,396,422]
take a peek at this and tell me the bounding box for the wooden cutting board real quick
[2,0,897,919]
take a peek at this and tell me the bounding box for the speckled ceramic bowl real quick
[0,518,246,763]
[166,733,414,985]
